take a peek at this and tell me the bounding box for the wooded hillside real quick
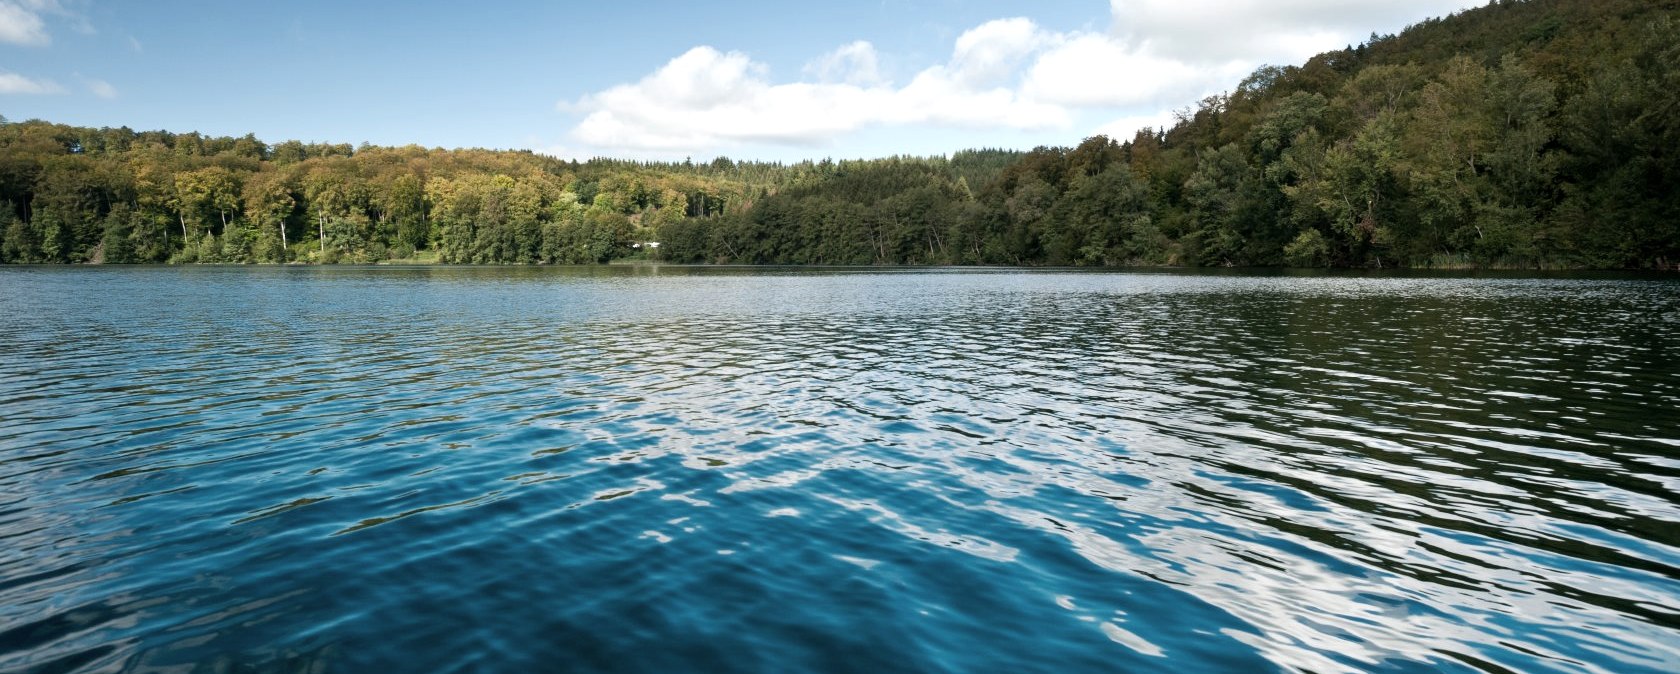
[2,0,1675,268]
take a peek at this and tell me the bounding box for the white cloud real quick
[1022,33,1204,108]
[0,1,50,45]
[1108,0,1484,64]
[947,18,1045,88]
[566,42,1066,153]
[84,77,115,98]
[0,0,91,46]
[805,41,884,87]
[0,71,64,94]
[558,1,1492,157]
[128,35,142,53]
[1092,110,1177,142]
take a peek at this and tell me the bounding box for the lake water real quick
[1,266,1677,673]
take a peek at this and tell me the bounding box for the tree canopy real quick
[3,0,1676,269]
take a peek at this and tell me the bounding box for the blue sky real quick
[1,0,1482,161]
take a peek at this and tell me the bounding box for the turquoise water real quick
[1,266,1677,673]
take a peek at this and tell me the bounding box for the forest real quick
[1,0,1676,269]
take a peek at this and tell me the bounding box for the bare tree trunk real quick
[319,215,326,253]
[280,219,288,257]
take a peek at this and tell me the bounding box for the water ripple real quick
[0,266,1676,673]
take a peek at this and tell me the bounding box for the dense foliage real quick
[2,0,1676,268]
[0,130,832,265]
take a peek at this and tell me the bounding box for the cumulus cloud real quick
[1092,110,1178,142]
[946,18,1045,88]
[566,37,1067,152]
[1021,33,1205,108]
[804,41,884,86]
[0,71,64,94]
[559,0,1490,156]
[0,0,50,45]
[0,0,92,45]
[1108,0,1484,64]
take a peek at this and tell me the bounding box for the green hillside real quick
[670,0,1680,268]
[2,0,1676,268]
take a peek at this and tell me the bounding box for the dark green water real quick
[0,266,1676,673]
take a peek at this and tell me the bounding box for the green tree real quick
[0,202,38,263]
[243,170,297,262]
[1183,144,1255,265]
[100,204,137,263]
[174,166,242,236]
[387,172,428,250]
[37,209,70,263]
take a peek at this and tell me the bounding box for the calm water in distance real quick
[1,265,1677,673]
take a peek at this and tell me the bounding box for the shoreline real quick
[6,261,1676,276]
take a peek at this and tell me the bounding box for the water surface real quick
[1,266,1677,673]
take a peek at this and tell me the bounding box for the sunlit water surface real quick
[1,266,1677,673]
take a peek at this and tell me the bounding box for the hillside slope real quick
[2,0,1675,268]
[674,0,1679,268]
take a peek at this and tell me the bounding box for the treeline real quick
[2,0,1677,268]
[0,125,842,264]
[660,0,1680,268]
